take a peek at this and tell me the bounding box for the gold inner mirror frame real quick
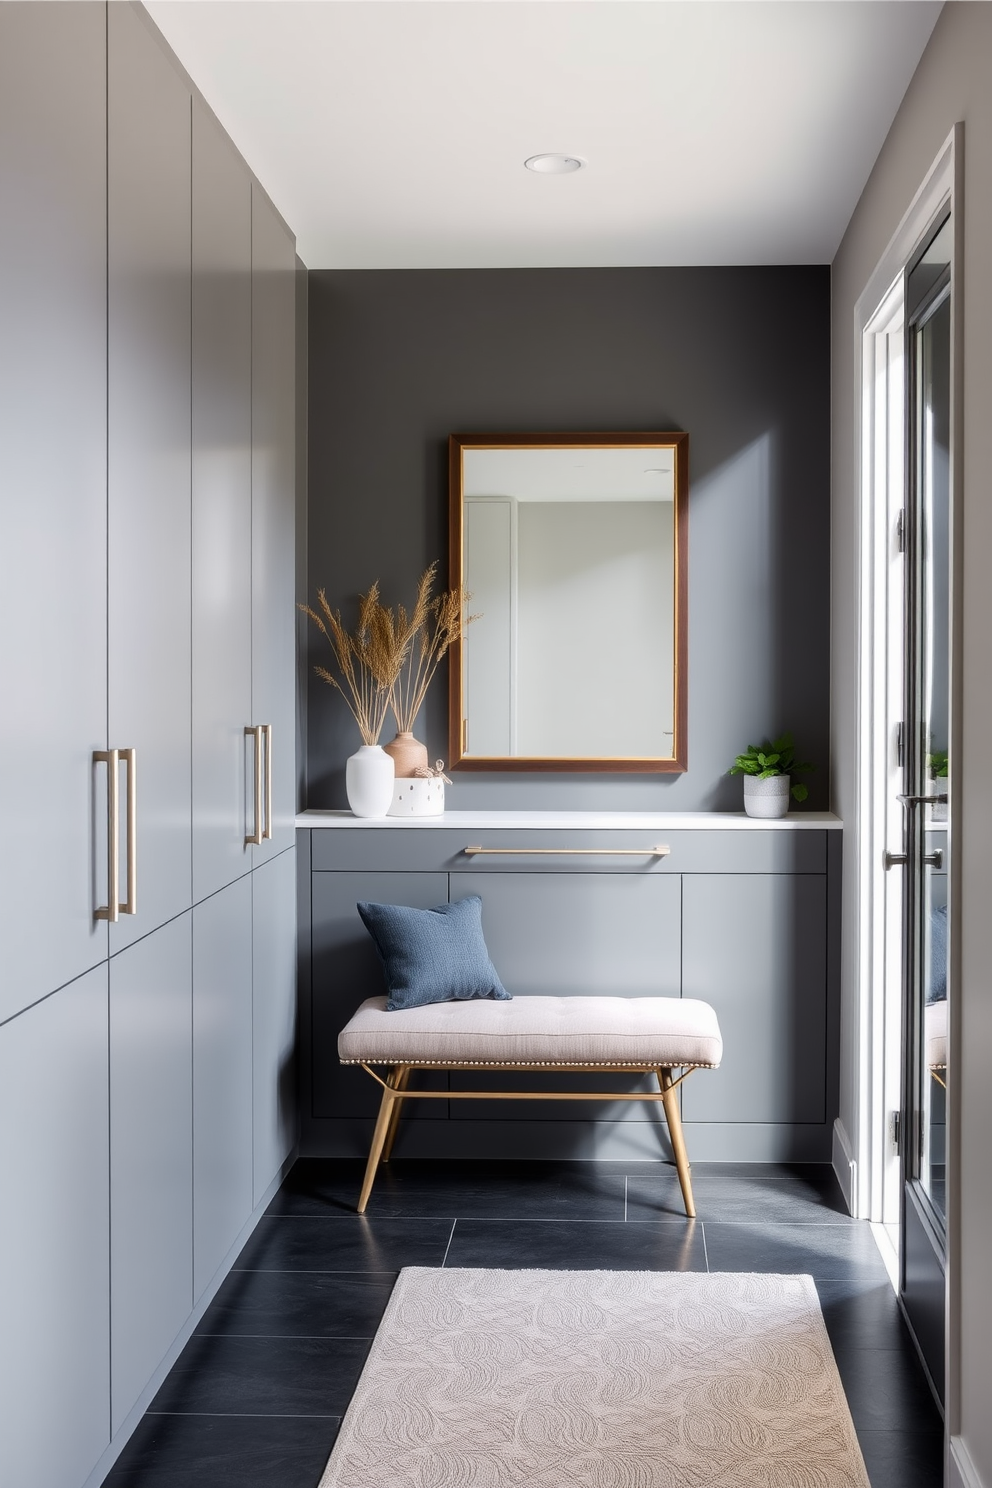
[448,431,688,774]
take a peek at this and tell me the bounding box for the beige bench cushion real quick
[338,994,723,1069]
[926,998,947,1071]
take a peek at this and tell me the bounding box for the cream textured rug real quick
[320,1268,870,1488]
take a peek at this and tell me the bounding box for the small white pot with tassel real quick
[388,760,451,818]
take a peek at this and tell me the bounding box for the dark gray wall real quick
[306,267,830,810]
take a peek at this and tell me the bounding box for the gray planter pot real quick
[743,773,791,819]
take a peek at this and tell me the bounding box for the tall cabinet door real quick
[251,187,297,861]
[253,848,298,1203]
[193,875,254,1302]
[0,967,110,1488]
[110,913,193,1434]
[0,4,108,1023]
[108,3,192,953]
[192,99,253,904]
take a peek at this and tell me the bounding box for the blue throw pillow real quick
[356,895,511,1012]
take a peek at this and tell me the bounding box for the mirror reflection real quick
[449,434,688,772]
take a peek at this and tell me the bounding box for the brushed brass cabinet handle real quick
[246,725,263,846]
[262,723,273,840]
[120,747,137,915]
[94,748,120,922]
[463,846,670,858]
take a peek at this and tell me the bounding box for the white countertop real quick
[297,809,842,831]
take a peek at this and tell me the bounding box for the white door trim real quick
[850,126,957,1221]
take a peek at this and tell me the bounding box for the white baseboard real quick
[832,1117,857,1215]
[949,1436,987,1488]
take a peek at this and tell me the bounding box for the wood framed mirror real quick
[448,431,688,773]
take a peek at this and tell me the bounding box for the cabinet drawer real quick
[310,827,826,875]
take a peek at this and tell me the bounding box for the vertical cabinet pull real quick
[246,724,263,846]
[246,724,274,845]
[263,723,273,840]
[94,746,137,920]
[121,747,137,914]
[95,748,120,922]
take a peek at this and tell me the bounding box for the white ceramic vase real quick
[388,776,445,818]
[743,773,791,819]
[346,745,394,819]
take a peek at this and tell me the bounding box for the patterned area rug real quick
[320,1268,869,1488]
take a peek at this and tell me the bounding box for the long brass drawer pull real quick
[463,846,670,857]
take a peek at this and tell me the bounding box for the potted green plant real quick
[729,733,813,819]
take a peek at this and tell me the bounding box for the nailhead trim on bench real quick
[340,1058,719,1069]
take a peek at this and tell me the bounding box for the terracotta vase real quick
[383,730,429,779]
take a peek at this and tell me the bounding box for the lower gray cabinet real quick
[110,914,193,1433]
[302,824,838,1161]
[311,870,449,1120]
[252,847,299,1204]
[193,875,254,1302]
[681,874,827,1124]
[450,872,681,996]
[0,968,110,1488]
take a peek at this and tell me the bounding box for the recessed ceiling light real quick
[524,154,584,175]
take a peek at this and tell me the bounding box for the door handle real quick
[262,723,273,840]
[246,725,263,846]
[94,748,119,922]
[898,793,948,807]
[120,747,137,914]
[883,848,944,870]
[94,747,137,918]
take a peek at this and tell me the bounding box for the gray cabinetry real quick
[302,820,838,1162]
[110,914,193,1433]
[0,967,110,1488]
[0,3,108,1023]
[108,2,193,951]
[311,870,450,1120]
[681,874,827,1124]
[253,848,300,1203]
[251,188,298,861]
[193,875,254,1302]
[192,98,253,905]
[0,12,297,1486]
[450,872,681,996]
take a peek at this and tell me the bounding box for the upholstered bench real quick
[338,995,723,1218]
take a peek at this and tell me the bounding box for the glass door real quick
[898,211,951,1402]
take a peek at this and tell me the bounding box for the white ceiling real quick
[146,0,943,270]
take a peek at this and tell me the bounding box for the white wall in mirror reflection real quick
[463,446,676,759]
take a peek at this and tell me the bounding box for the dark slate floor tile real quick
[105,1413,338,1488]
[832,1346,943,1435]
[815,1277,915,1352]
[270,1157,627,1219]
[234,1215,453,1273]
[149,1334,369,1418]
[195,1269,396,1339]
[681,1162,837,1181]
[702,1221,890,1281]
[857,1428,945,1488]
[444,1217,706,1271]
[628,1172,852,1224]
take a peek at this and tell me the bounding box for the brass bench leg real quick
[357,1065,407,1214]
[381,1065,411,1162]
[659,1067,696,1219]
